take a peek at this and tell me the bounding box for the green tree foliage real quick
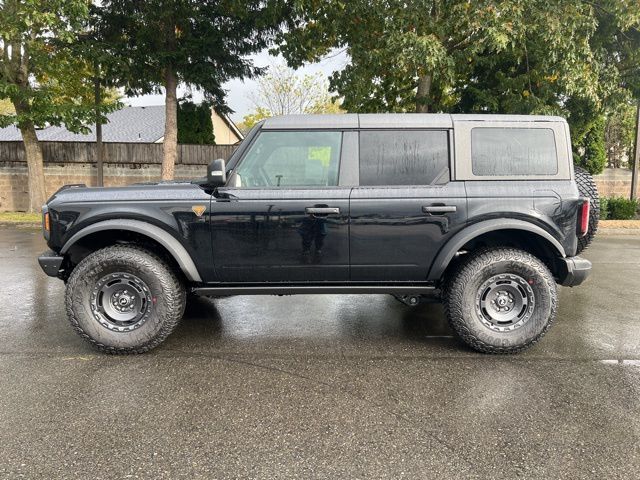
[279,1,603,113]
[279,1,640,168]
[455,1,640,116]
[0,98,13,115]
[95,0,289,179]
[249,63,343,115]
[576,116,607,175]
[177,101,215,145]
[565,2,640,168]
[238,63,343,132]
[605,102,637,169]
[0,0,115,212]
[237,107,273,134]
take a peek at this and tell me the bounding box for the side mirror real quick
[207,158,227,187]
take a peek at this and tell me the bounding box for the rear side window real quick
[359,130,449,186]
[471,127,558,176]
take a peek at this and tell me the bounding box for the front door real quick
[349,129,468,281]
[210,130,350,282]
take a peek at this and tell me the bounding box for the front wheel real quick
[65,245,186,354]
[444,248,557,354]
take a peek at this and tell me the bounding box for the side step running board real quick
[192,285,439,296]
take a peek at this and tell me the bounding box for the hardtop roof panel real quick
[260,113,567,130]
[262,114,359,129]
[358,113,453,129]
[451,114,566,123]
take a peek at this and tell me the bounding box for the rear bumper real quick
[38,251,64,277]
[557,256,592,287]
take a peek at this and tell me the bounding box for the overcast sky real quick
[123,49,349,123]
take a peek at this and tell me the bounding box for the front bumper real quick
[556,256,592,287]
[38,250,64,277]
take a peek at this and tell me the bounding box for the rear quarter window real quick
[471,127,558,176]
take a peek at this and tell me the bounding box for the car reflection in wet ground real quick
[1,226,639,479]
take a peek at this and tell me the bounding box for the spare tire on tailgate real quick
[574,166,599,254]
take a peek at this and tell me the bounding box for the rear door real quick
[210,129,352,282]
[349,128,467,281]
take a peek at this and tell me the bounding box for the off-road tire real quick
[444,247,557,354]
[575,166,599,254]
[65,245,186,354]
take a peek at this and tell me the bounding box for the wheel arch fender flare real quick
[427,219,566,281]
[60,219,203,282]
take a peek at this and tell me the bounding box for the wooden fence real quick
[0,141,238,165]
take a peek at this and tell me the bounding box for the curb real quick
[0,222,40,229]
[598,228,640,236]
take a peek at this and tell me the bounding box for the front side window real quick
[233,131,342,187]
[471,127,558,176]
[359,130,449,186]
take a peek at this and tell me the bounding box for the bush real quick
[575,116,607,175]
[604,196,639,220]
[177,101,216,145]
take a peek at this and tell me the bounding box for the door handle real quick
[305,207,340,215]
[422,205,457,214]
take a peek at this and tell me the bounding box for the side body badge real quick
[192,205,206,217]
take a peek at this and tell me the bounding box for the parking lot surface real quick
[0,226,639,479]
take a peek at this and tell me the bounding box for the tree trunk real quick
[415,74,432,113]
[19,123,46,212]
[162,68,178,180]
[13,101,46,212]
[95,69,104,187]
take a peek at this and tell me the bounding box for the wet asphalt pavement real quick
[0,226,639,479]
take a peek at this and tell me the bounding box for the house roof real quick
[0,105,164,143]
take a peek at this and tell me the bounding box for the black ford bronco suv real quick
[38,114,598,354]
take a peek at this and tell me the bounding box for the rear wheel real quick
[444,247,557,354]
[65,245,186,354]
[574,166,600,254]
